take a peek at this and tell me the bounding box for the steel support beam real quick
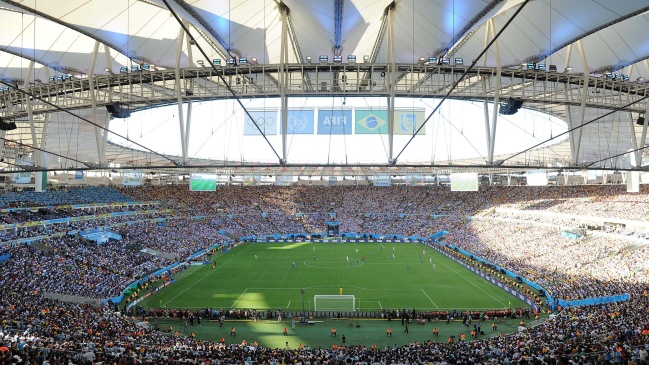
[175,27,188,162]
[280,4,290,163]
[488,20,501,163]
[333,0,344,55]
[89,41,104,164]
[572,40,589,164]
[387,5,396,164]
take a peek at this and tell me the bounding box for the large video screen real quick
[450,173,479,192]
[190,173,217,191]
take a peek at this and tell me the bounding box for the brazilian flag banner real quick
[355,109,388,134]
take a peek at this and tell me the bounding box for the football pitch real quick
[140,241,528,312]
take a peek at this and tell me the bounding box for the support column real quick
[89,41,104,164]
[175,27,188,162]
[627,112,640,167]
[483,98,491,162]
[488,20,501,163]
[280,5,289,163]
[572,40,589,165]
[639,104,649,167]
[386,5,396,163]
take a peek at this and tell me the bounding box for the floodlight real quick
[56,75,63,81]
[226,58,235,65]
[638,77,646,81]
[537,64,545,71]
[120,66,128,73]
[526,63,535,70]
[104,68,111,73]
[319,55,328,63]
[548,65,557,72]
[306,56,313,64]
[454,57,463,65]
[196,60,204,66]
[418,57,426,63]
[333,55,342,63]
[131,65,140,72]
[64,74,72,80]
[428,57,437,64]
[213,59,221,65]
[565,66,573,72]
[363,55,370,63]
[623,74,629,81]
[250,57,258,64]
[347,55,356,63]
[239,57,248,64]
[440,58,450,64]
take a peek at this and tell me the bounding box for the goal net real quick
[323,237,342,243]
[314,295,356,311]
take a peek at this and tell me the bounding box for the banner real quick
[74,171,84,180]
[244,109,277,135]
[405,175,424,186]
[12,158,32,184]
[281,109,314,134]
[275,175,293,186]
[373,176,391,186]
[329,176,337,186]
[394,110,426,135]
[317,109,352,135]
[355,109,388,134]
[244,176,261,186]
[122,170,143,186]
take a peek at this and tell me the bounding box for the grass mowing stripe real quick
[162,243,256,307]
[419,243,509,307]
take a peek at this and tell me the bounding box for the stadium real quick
[1,0,649,364]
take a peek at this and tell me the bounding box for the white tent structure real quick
[0,0,648,180]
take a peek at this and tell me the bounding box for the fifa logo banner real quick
[394,110,426,135]
[12,158,32,184]
[244,110,278,135]
[281,109,315,134]
[355,109,388,134]
[317,109,352,135]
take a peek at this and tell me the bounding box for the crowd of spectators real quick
[0,184,649,363]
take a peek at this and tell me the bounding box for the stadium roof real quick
[1,0,649,176]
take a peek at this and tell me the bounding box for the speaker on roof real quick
[0,117,17,131]
[636,116,646,126]
[499,98,523,115]
[106,103,131,119]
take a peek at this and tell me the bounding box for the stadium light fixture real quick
[250,57,258,65]
[319,55,328,63]
[120,66,128,73]
[363,55,370,63]
[196,60,204,66]
[239,57,248,65]
[213,59,221,66]
[565,66,573,72]
[418,57,426,64]
[638,77,646,81]
[333,55,342,63]
[306,56,312,64]
[428,57,437,64]
[104,68,111,73]
[454,57,464,65]
[347,55,356,63]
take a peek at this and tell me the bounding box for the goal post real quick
[314,295,356,311]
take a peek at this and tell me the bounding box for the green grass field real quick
[140,241,527,312]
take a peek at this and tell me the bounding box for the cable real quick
[393,0,532,164]
[160,0,283,164]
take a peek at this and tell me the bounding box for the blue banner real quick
[74,171,84,180]
[0,253,10,262]
[317,109,352,135]
[282,110,314,134]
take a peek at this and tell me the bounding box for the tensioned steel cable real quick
[161,0,283,164]
[393,0,531,164]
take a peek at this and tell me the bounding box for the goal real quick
[323,237,342,243]
[314,295,356,311]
